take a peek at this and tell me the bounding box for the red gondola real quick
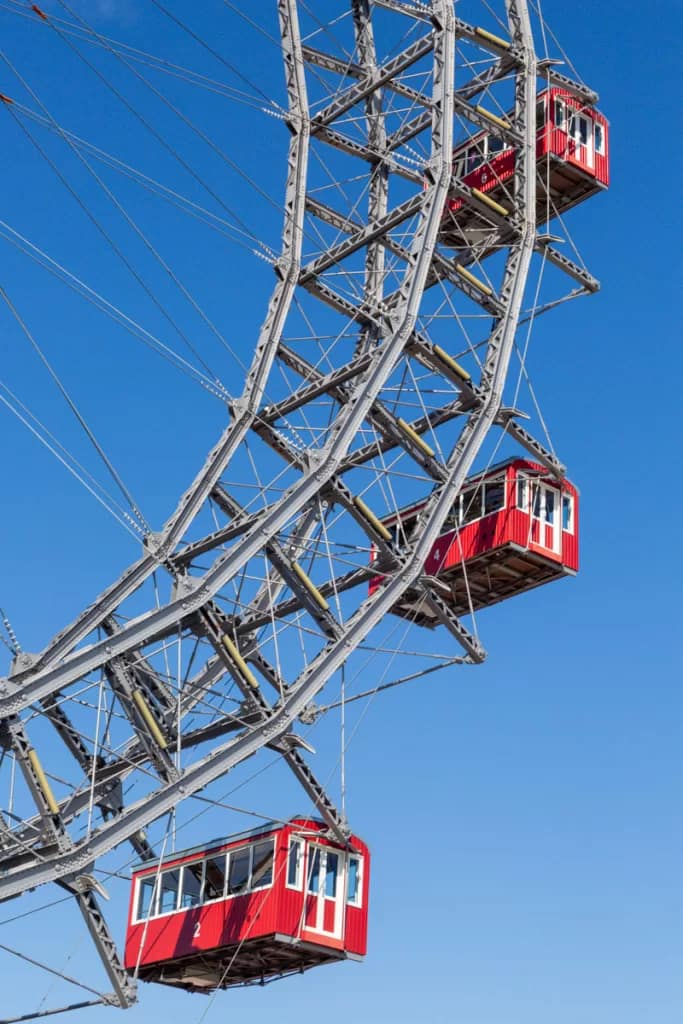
[441,86,609,247]
[370,458,578,625]
[124,818,369,992]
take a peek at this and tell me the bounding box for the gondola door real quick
[570,110,594,170]
[530,482,561,555]
[303,844,344,940]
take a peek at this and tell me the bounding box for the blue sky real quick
[0,2,680,1023]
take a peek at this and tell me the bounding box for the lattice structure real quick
[0,1,602,1009]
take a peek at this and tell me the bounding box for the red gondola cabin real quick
[370,458,578,625]
[441,86,609,247]
[124,818,369,992]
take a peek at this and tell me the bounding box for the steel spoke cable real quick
[192,850,292,1020]
[220,0,280,49]
[12,99,277,255]
[21,10,393,393]
[3,87,234,391]
[0,89,228,398]
[55,0,438,322]
[0,998,108,1023]
[529,0,587,86]
[148,0,282,111]
[54,0,287,223]
[34,932,88,1019]
[0,386,143,540]
[33,3,270,258]
[0,941,107,1001]
[0,283,151,534]
[0,1,273,110]
[0,221,226,398]
[0,895,72,929]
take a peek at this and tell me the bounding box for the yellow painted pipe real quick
[221,634,260,690]
[132,690,169,749]
[27,749,60,815]
[433,345,472,383]
[455,264,494,296]
[352,495,392,542]
[474,26,511,50]
[475,104,510,131]
[292,561,330,612]
[397,418,435,458]
[471,187,509,217]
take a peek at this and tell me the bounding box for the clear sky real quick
[0,2,680,1024]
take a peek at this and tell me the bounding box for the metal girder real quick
[302,43,431,108]
[277,745,349,843]
[260,346,374,422]
[313,125,423,184]
[536,240,600,292]
[234,566,374,638]
[103,655,178,783]
[102,618,175,716]
[71,887,136,1008]
[300,193,424,283]
[449,180,516,231]
[495,410,566,476]
[0,721,136,1004]
[419,586,486,661]
[39,694,95,776]
[265,344,449,481]
[306,192,504,316]
[174,501,277,567]
[538,60,599,105]
[311,35,434,131]
[372,0,432,22]
[335,396,468,473]
[352,0,389,359]
[452,91,521,146]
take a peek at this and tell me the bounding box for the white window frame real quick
[594,121,605,156]
[225,839,276,900]
[250,838,276,892]
[155,866,182,918]
[134,872,160,923]
[201,852,227,904]
[536,95,547,133]
[458,475,506,528]
[226,843,253,899]
[486,133,506,158]
[561,493,575,534]
[517,475,529,512]
[554,96,567,131]
[286,836,304,891]
[178,861,204,911]
[346,854,363,908]
[482,478,507,517]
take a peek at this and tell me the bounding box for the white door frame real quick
[304,843,345,939]
[531,482,560,555]
[572,111,594,169]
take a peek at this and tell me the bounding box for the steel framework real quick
[0,0,600,1008]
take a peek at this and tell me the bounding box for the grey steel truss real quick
[0,0,601,1007]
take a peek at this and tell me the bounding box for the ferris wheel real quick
[0,0,607,1017]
